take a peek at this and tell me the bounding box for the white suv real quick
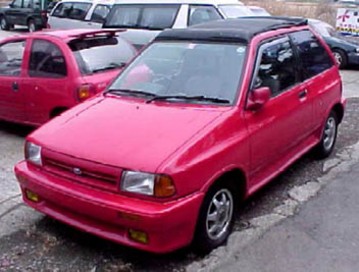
[48,0,115,29]
[103,0,252,30]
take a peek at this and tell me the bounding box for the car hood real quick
[31,96,227,172]
[326,36,359,48]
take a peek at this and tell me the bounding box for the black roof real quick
[155,17,308,44]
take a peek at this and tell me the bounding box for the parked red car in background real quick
[0,29,136,126]
[15,17,345,253]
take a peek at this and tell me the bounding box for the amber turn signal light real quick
[154,175,176,197]
[128,229,148,244]
[25,190,40,203]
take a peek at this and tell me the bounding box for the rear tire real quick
[313,111,338,159]
[193,182,237,253]
[0,16,10,31]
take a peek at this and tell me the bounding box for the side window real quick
[90,4,110,23]
[52,2,71,17]
[290,30,333,79]
[253,39,297,97]
[0,40,26,76]
[23,0,32,8]
[188,5,222,26]
[11,0,22,8]
[29,39,67,78]
[67,3,91,20]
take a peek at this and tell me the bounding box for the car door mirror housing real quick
[246,86,271,111]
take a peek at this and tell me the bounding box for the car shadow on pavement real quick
[0,121,35,137]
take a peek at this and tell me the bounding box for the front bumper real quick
[15,161,204,253]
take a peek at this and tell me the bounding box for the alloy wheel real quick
[333,52,342,66]
[323,116,336,151]
[206,188,234,240]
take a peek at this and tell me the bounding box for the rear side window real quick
[290,30,333,79]
[0,40,26,76]
[29,39,67,78]
[68,37,136,75]
[105,4,180,30]
[52,2,91,20]
[188,5,222,26]
[90,4,110,23]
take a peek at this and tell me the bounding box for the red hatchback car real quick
[15,17,345,253]
[0,29,136,126]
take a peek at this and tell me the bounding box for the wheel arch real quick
[204,168,248,204]
[50,106,68,118]
[332,102,344,124]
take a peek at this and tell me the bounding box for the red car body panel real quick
[14,23,346,253]
[0,29,135,126]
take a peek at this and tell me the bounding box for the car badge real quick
[73,168,82,176]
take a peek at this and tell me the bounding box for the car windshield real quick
[68,36,136,75]
[107,42,247,105]
[104,4,180,30]
[218,4,254,18]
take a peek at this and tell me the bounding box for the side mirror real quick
[246,86,271,111]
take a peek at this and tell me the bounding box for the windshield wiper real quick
[146,95,230,104]
[92,62,126,73]
[105,88,157,97]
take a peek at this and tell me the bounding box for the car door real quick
[48,1,92,29]
[86,4,110,29]
[243,37,314,188]
[0,38,28,122]
[5,0,23,25]
[21,38,71,124]
[289,30,338,131]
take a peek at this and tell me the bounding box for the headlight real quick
[355,48,359,53]
[25,141,42,166]
[121,171,175,197]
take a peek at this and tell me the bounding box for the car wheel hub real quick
[1,18,5,28]
[333,52,342,66]
[323,117,336,151]
[206,189,233,240]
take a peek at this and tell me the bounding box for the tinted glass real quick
[0,40,26,76]
[290,30,333,79]
[69,37,136,75]
[254,40,297,97]
[90,4,110,23]
[109,42,247,105]
[105,4,180,30]
[52,2,91,20]
[29,39,67,78]
[11,0,22,8]
[68,3,91,20]
[188,5,222,26]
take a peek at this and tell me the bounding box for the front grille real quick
[42,148,122,193]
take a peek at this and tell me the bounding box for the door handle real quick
[12,81,19,92]
[298,89,307,99]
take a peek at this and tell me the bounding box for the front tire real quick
[332,49,347,69]
[194,183,236,253]
[0,16,10,31]
[314,111,338,159]
[28,19,38,32]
